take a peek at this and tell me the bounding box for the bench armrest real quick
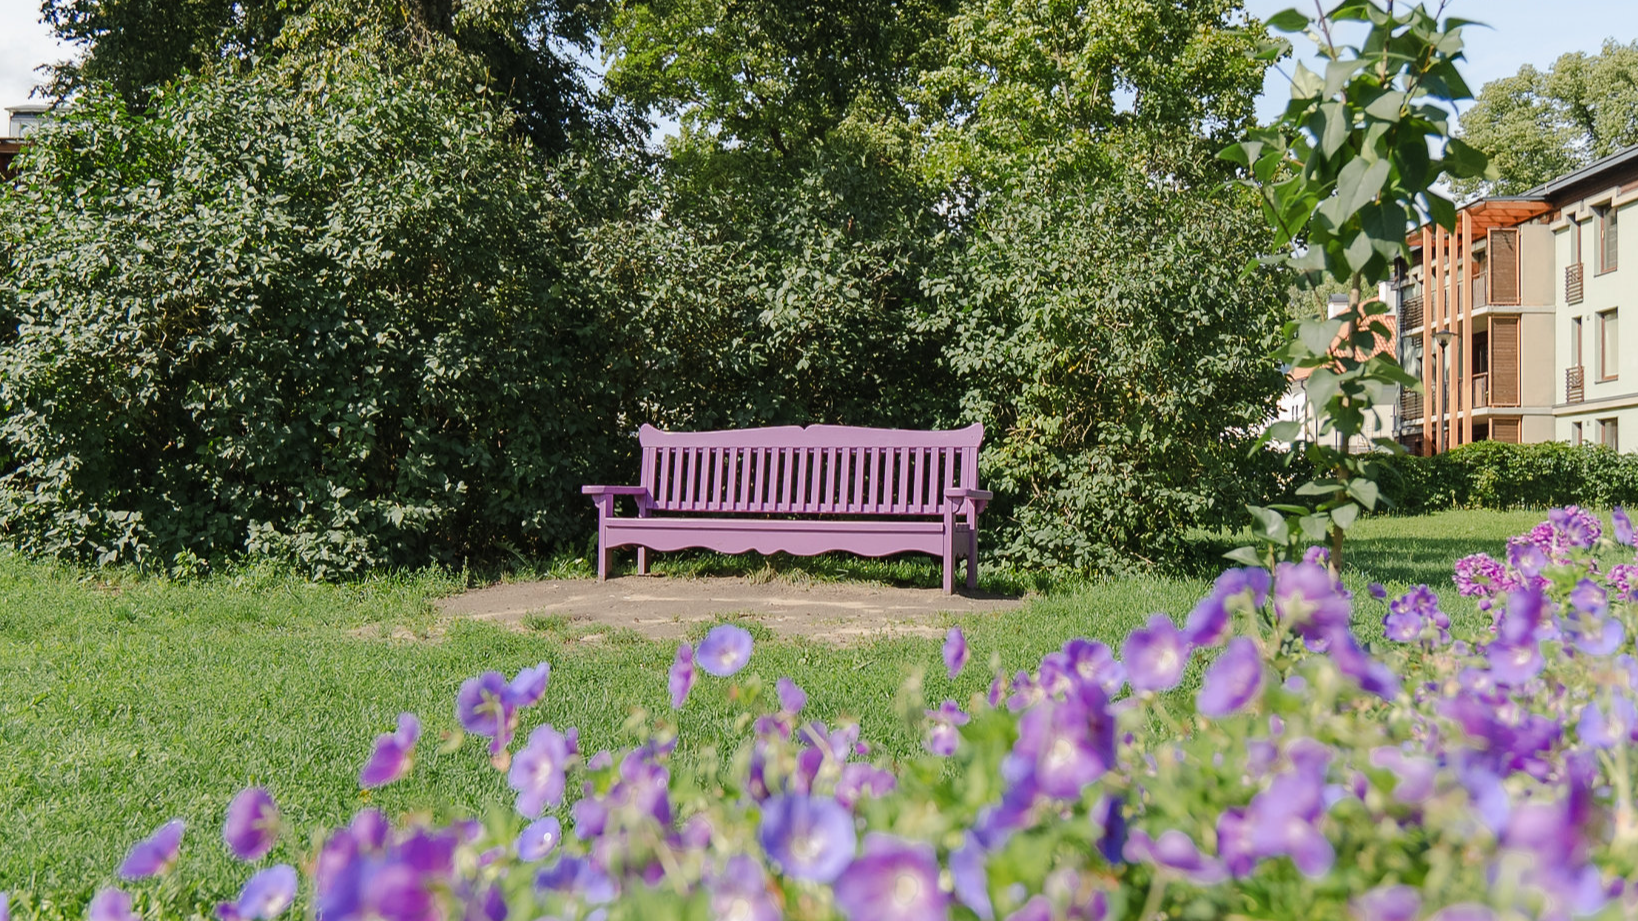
[944,488,994,502]
[581,485,650,496]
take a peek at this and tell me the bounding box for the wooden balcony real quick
[1567,365,1585,404]
[1401,294,1423,331]
[1400,389,1423,422]
[1566,262,1584,305]
[1472,373,1489,409]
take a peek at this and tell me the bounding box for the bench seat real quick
[584,423,989,593]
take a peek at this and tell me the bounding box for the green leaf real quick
[1265,8,1311,32]
[1298,513,1331,541]
[1330,502,1360,529]
[1265,420,1302,442]
[1441,137,1492,179]
[1346,478,1382,508]
[1224,545,1266,567]
[1248,505,1291,545]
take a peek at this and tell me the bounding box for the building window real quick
[1571,316,1583,368]
[1599,205,1619,273]
[1602,417,1620,450]
[1600,309,1620,380]
[1573,421,1584,446]
[1571,216,1582,265]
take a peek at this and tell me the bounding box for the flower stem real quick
[1139,872,1169,920]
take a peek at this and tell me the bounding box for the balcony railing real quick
[1567,262,1585,305]
[1400,389,1424,422]
[1401,294,1424,331]
[1472,373,1489,409]
[1567,365,1585,403]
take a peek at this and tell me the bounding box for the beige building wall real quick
[1552,186,1638,450]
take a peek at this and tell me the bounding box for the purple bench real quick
[582,423,991,593]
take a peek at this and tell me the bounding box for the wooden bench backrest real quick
[637,424,983,516]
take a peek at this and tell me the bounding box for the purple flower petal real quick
[516,816,561,862]
[832,834,948,921]
[776,677,807,715]
[706,855,779,921]
[231,865,298,920]
[1007,691,1114,799]
[360,713,420,788]
[949,835,993,921]
[90,889,139,921]
[757,795,856,883]
[1615,506,1635,546]
[698,625,754,677]
[1352,885,1421,921]
[119,818,185,879]
[223,787,280,861]
[1196,637,1263,717]
[1122,614,1191,692]
[1123,829,1227,885]
[508,724,572,818]
[668,643,696,709]
[943,627,970,679]
[505,663,550,709]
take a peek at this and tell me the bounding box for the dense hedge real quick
[1265,442,1638,517]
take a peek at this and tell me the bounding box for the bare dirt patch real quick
[435,575,1027,643]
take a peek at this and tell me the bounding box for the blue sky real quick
[3,1,1637,125]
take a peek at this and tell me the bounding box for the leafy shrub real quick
[0,41,629,576]
[928,162,1289,571]
[29,512,1638,920]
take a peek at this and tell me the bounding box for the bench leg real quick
[637,547,649,575]
[598,542,612,582]
[966,528,979,591]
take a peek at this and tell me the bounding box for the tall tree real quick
[37,0,627,156]
[1453,39,1638,197]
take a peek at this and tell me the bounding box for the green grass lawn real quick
[0,509,1550,910]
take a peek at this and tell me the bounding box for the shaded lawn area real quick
[0,509,1548,909]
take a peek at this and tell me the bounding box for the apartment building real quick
[1385,145,1638,455]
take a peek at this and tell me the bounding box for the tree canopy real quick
[1453,39,1638,197]
[3,0,1295,574]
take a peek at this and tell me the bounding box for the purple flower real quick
[1453,553,1512,597]
[1615,506,1635,546]
[668,643,696,709]
[776,677,807,714]
[1487,639,1544,685]
[1007,689,1114,799]
[1121,614,1191,693]
[1185,567,1270,646]
[943,627,970,679]
[835,763,896,810]
[1550,505,1601,549]
[1273,562,1352,642]
[515,817,561,862]
[924,700,969,757]
[90,890,139,921]
[698,625,754,677]
[1508,537,1549,581]
[508,724,572,817]
[1061,639,1126,696]
[456,672,518,756]
[1302,545,1330,566]
[758,795,856,883]
[223,787,280,861]
[360,713,420,788]
[0,892,8,921]
[1216,808,1256,877]
[218,865,298,921]
[1123,829,1227,885]
[949,835,993,921]
[706,855,779,921]
[1352,885,1421,921]
[507,663,551,709]
[1368,747,1436,804]
[1196,637,1263,717]
[1245,740,1334,878]
[1384,585,1450,645]
[119,818,185,879]
[1578,697,1637,749]
[832,834,949,921]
